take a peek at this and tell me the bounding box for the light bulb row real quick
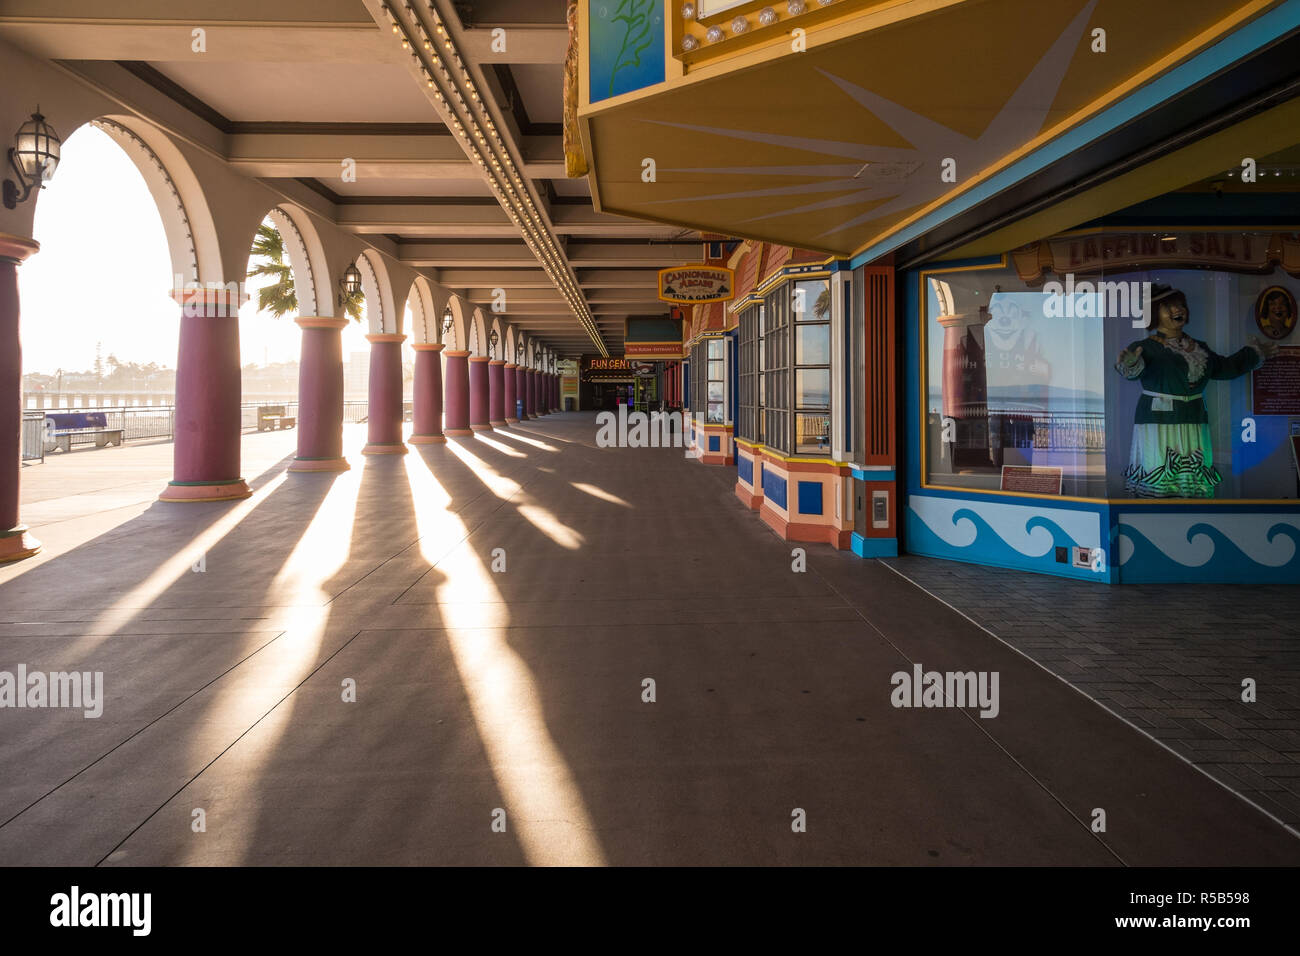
[383,2,605,355]
[680,0,836,52]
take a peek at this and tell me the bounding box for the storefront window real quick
[738,305,759,441]
[793,278,831,454]
[922,230,1300,500]
[706,338,725,424]
[763,286,790,453]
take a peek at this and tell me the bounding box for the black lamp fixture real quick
[441,303,454,338]
[488,327,498,358]
[4,109,62,210]
[339,262,362,305]
[515,340,524,362]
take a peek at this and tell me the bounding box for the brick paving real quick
[881,555,1300,829]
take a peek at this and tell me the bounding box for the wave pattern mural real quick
[907,495,1103,580]
[1118,513,1300,583]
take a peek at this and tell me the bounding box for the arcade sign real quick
[658,265,735,304]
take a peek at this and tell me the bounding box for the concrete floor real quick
[1,415,1297,866]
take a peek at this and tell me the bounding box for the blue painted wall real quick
[762,465,787,510]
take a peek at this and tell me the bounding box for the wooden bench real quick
[43,413,125,453]
[257,405,297,431]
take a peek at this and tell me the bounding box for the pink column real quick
[409,343,445,444]
[550,373,559,413]
[363,332,407,455]
[160,286,253,502]
[534,370,546,416]
[504,362,519,423]
[515,366,530,420]
[469,356,491,431]
[443,349,472,436]
[489,360,507,426]
[289,316,349,472]
[525,369,537,417]
[0,235,41,562]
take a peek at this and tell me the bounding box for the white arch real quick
[89,116,222,287]
[444,294,469,349]
[468,307,490,357]
[355,249,397,334]
[264,204,330,318]
[403,274,438,344]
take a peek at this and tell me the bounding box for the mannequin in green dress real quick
[1114,285,1277,497]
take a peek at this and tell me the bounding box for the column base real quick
[504,417,519,424]
[409,434,447,445]
[470,423,493,432]
[159,478,253,502]
[288,457,351,473]
[489,419,507,427]
[362,442,409,455]
[444,428,474,437]
[0,526,41,563]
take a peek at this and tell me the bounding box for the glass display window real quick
[921,230,1300,500]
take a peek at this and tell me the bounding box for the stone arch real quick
[443,294,469,350]
[467,307,490,357]
[88,115,223,288]
[355,248,397,335]
[403,274,438,344]
[263,204,329,318]
[487,314,507,361]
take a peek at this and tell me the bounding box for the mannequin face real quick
[1155,296,1189,335]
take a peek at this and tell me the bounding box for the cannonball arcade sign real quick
[658,265,734,304]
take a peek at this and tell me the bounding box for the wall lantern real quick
[442,304,454,336]
[340,263,363,303]
[3,110,61,210]
[488,328,498,358]
[515,340,524,362]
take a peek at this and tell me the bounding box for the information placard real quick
[1000,465,1063,495]
[1253,346,1300,415]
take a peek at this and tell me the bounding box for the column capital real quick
[504,362,518,369]
[468,355,490,363]
[172,285,247,317]
[489,359,507,366]
[296,316,350,330]
[365,332,406,344]
[444,349,471,358]
[0,232,40,264]
[412,342,444,352]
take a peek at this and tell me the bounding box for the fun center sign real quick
[658,266,735,304]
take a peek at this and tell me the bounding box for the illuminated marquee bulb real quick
[758,6,778,25]
[706,25,724,42]
[681,35,699,51]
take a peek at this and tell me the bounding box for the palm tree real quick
[247,221,364,321]
[814,286,831,320]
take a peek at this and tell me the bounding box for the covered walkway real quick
[0,415,1295,866]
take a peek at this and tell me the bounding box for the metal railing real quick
[23,401,373,461]
[21,413,44,462]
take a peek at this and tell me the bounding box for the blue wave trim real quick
[1118,521,1300,583]
[906,506,1099,580]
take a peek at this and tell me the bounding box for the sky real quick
[19,124,377,376]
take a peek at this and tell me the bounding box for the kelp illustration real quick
[608,0,656,97]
